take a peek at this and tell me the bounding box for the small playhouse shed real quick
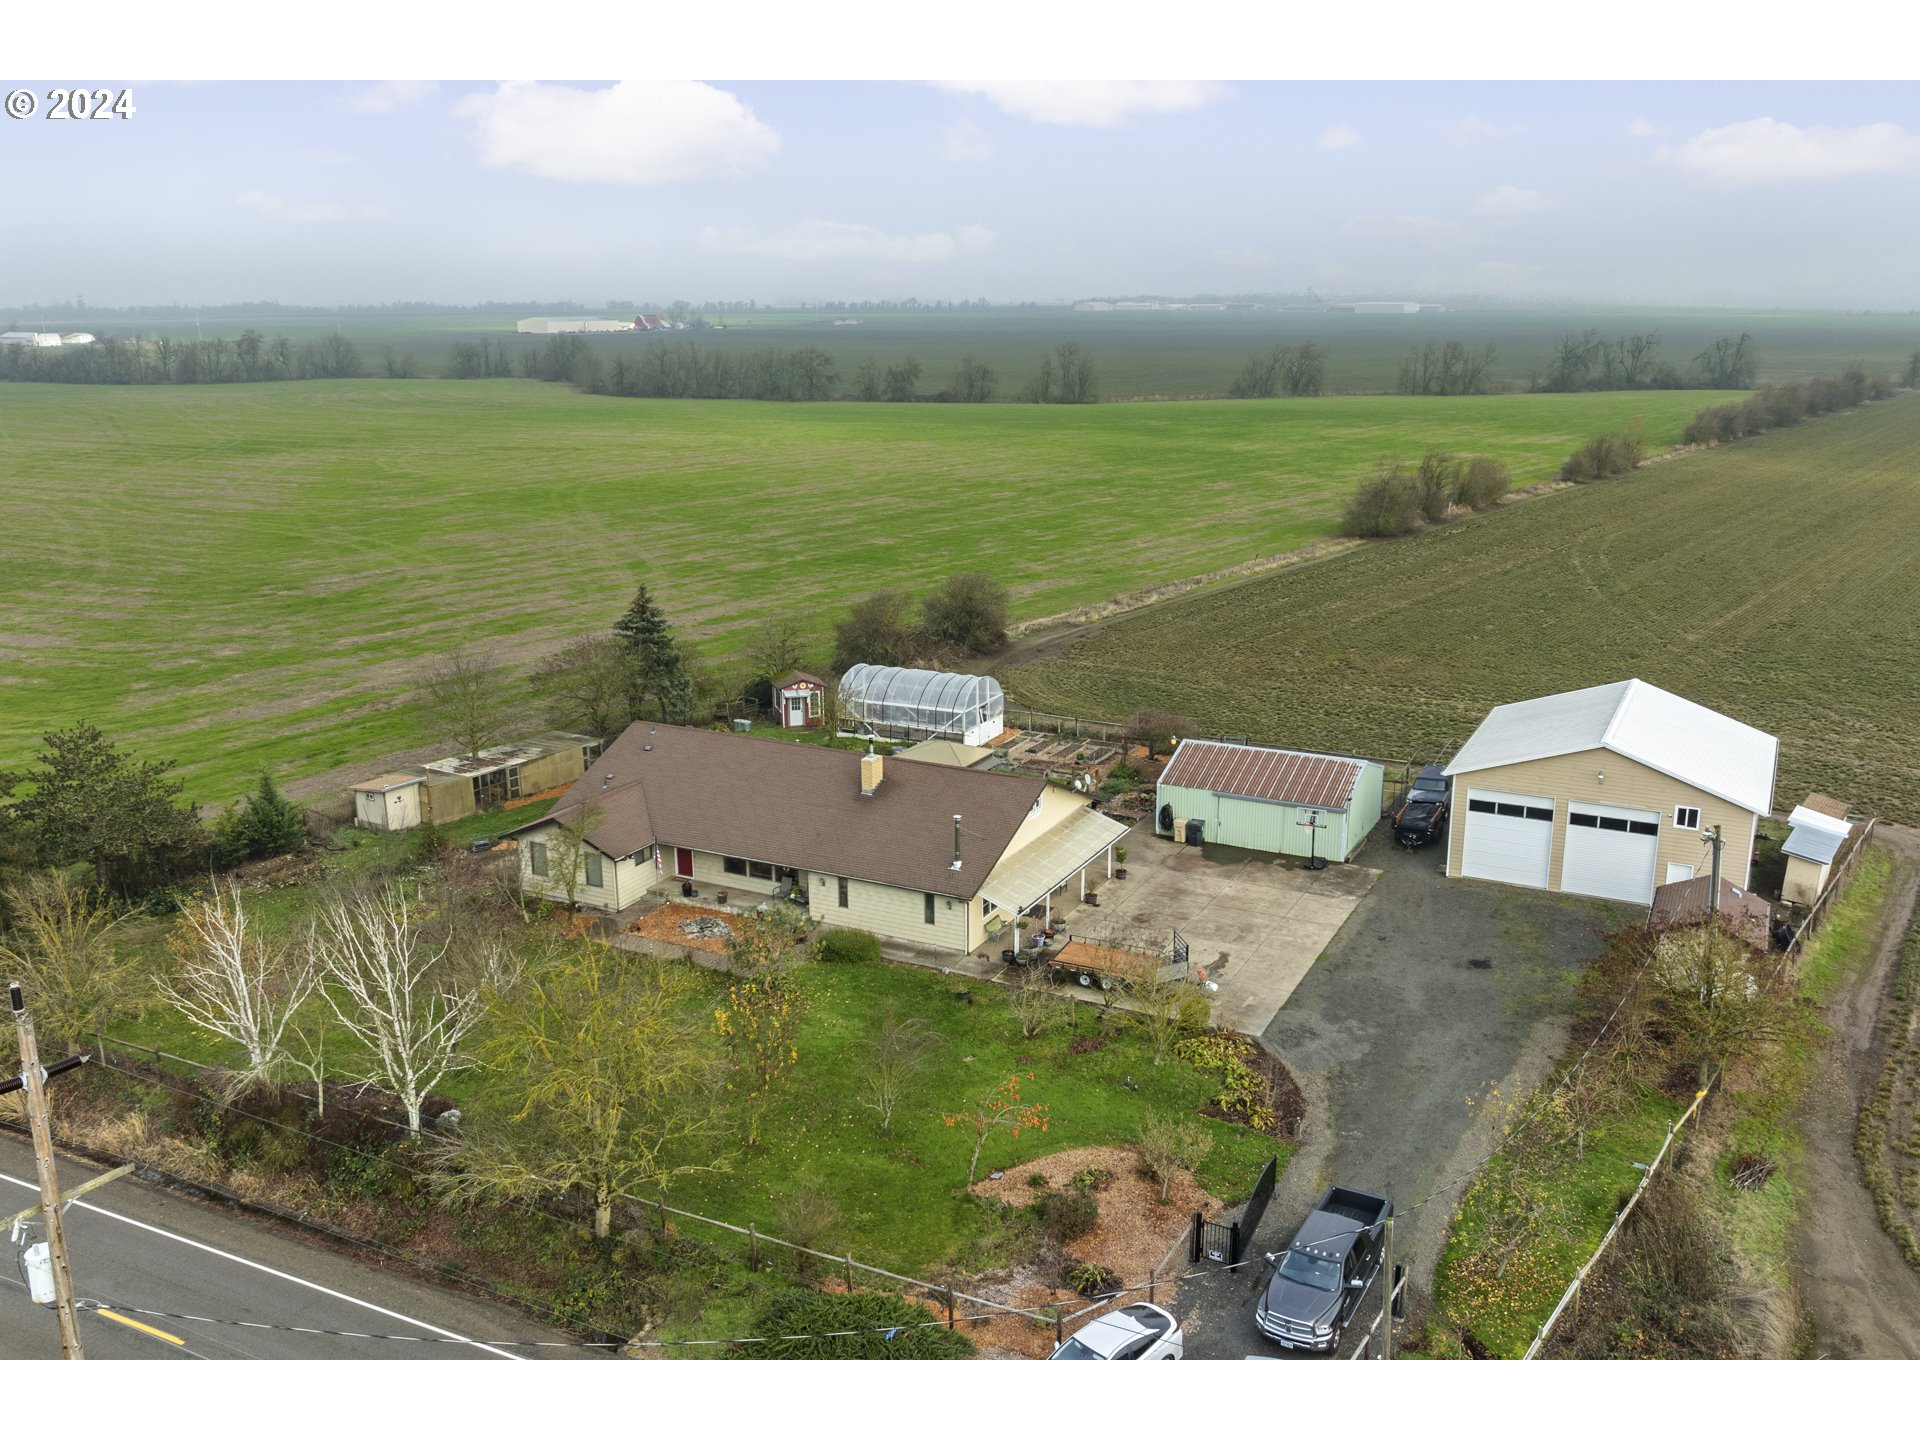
[838,664,1006,748]
[1154,739,1384,863]
[772,670,827,730]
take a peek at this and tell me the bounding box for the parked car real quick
[1049,1302,1185,1360]
[1253,1185,1392,1352]
[1390,764,1449,848]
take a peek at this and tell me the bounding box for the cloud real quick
[341,81,438,114]
[1473,184,1555,216]
[1457,116,1525,142]
[1338,212,1471,248]
[697,220,996,263]
[457,81,779,187]
[934,81,1226,128]
[941,120,994,162]
[1626,118,1663,139]
[236,191,387,223]
[1317,123,1363,151]
[1655,116,1920,186]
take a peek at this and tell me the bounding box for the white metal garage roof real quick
[1443,679,1778,816]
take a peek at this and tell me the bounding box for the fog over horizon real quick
[6,80,1920,312]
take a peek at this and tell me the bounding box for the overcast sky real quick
[5,79,1919,309]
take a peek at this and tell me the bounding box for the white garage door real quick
[1461,789,1555,889]
[1562,802,1661,903]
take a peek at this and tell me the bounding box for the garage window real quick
[1597,815,1630,833]
[1628,820,1659,836]
[1674,806,1700,830]
[1525,806,1553,821]
[1570,813,1598,828]
[1468,798,1496,815]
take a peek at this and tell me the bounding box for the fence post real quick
[944,1286,955,1330]
[845,1252,854,1292]
[1055,1308,1064,1346]
[1189,1212,1203,1264]
[748,1222,757,1271]
[1148,1263,1156,1305]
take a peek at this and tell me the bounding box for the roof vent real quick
[643,744,652,752]
[860,745,884,797]
[951,814,963,870]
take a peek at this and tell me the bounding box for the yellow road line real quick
[93,1307,185,1346]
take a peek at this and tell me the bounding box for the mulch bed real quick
[1195,1034,1307,1139]
[626,902,743,954]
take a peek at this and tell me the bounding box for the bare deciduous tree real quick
[861,1000,934,1133]
[1127,973,1209,1066]
[163,882,318,1089]
[530,636,632,739]
[311,884,485,1134]
[420,648,510,761]
[1137,1111,1215,1203]
[543,802,606,919]
[1007,960,1068,1041]
[434,943,729,1238]
[0,872,142,1050]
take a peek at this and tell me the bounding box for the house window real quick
[585,852,604,887]
[584,741,605,763]
[505,765,522,799]
[924,893,936,925]
[981,897,993,918]
[723,856,748,876]
[528,840,549,877]
[1674,806,1700,830]
[748,860,775,881]
[837,877,849,908]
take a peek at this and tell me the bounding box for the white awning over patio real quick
[978,807,1130,915]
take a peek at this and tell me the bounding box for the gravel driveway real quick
[1174,833,1618,1358]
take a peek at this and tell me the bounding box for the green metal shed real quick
[1153,739,1384,862]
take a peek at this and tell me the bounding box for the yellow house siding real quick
[516,822,655,911]
[1446,748,1758,892]
[808,872,971,951]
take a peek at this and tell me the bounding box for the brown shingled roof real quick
[1159,739,1363,810]
[1649,876,1772,951]
[537,725,1047,899]
[1800,792,1849,821]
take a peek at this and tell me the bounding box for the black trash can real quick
[1184,818,1204,846]
[470,837,493,854]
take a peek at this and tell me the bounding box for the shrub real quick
[1560,425,1645,483]
[1414,449,1460,524]
[1454,456,1511,511]
[1339,463,1421,538]
[743,1288,974,1359]
[813,928,881,964]
[1069,1166,1114,1194]
[1035,1188,1100,1242]
[1066,1262,1119,1297]
[1177,1033,1278,1133]
[1026,1170,1052,1190]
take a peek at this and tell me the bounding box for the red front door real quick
[675,846,694,878]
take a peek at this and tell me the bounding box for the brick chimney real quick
[860,745,884,796]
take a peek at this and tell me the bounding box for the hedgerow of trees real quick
[0,331,361,384]
[1682,369,1893,446]
[1026,343,1098,403]
[1558,421,1646,483]
[1396,340,1498,395]
[1228,342,1326,398]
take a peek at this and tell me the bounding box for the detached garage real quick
[1155,739,1384,863]
[1444,679,1778,906]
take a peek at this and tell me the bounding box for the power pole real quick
[1706,824,1724,914]
[8,983,87,1359]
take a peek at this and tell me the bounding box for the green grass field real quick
[1002,393,1920,823]
[11,304,1915,396]
[0,380,1731,802]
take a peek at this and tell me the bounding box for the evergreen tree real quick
[8,723,204,894]
[235,774,308,859]
[614,586,691,722]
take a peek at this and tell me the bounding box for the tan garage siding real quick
[1446,748,1757,893]
[809,872,971,951]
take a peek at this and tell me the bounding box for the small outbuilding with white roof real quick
[1443,679,1778,905]
[1781,793,1852,906]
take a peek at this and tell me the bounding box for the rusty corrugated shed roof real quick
[1159,739,1364,811]
[535,724,1049,899]
[1649,876,1771,950]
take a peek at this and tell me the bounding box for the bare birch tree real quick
[311,884,484,1134]
[861,999,935,1133]
[163,883,318,1090]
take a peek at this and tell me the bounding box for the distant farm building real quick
[516,317,635,334]
[1074,301,1115,311]
[1,331,63,347]
[839,665,1006,748]
[346,731,603,831]
[1349,301,1426,314]
[1155,739,1383,862]
[634,314,682,331]
[59,332,95,345]
[1444,679,1778,906]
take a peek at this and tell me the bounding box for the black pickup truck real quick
[1253,1185,1392,1352]
[1390,764,1449,848]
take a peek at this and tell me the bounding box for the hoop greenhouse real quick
[838,665,1006,747]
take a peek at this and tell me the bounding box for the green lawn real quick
[1,381,1731,804]
[1006,393,1920,823]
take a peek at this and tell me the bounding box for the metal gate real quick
[1189,1156,1278,1267]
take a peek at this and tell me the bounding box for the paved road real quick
[1174,834,1614,1358]
[0,1136,596,1360]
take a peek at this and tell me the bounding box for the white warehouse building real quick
[515,317,635,334]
